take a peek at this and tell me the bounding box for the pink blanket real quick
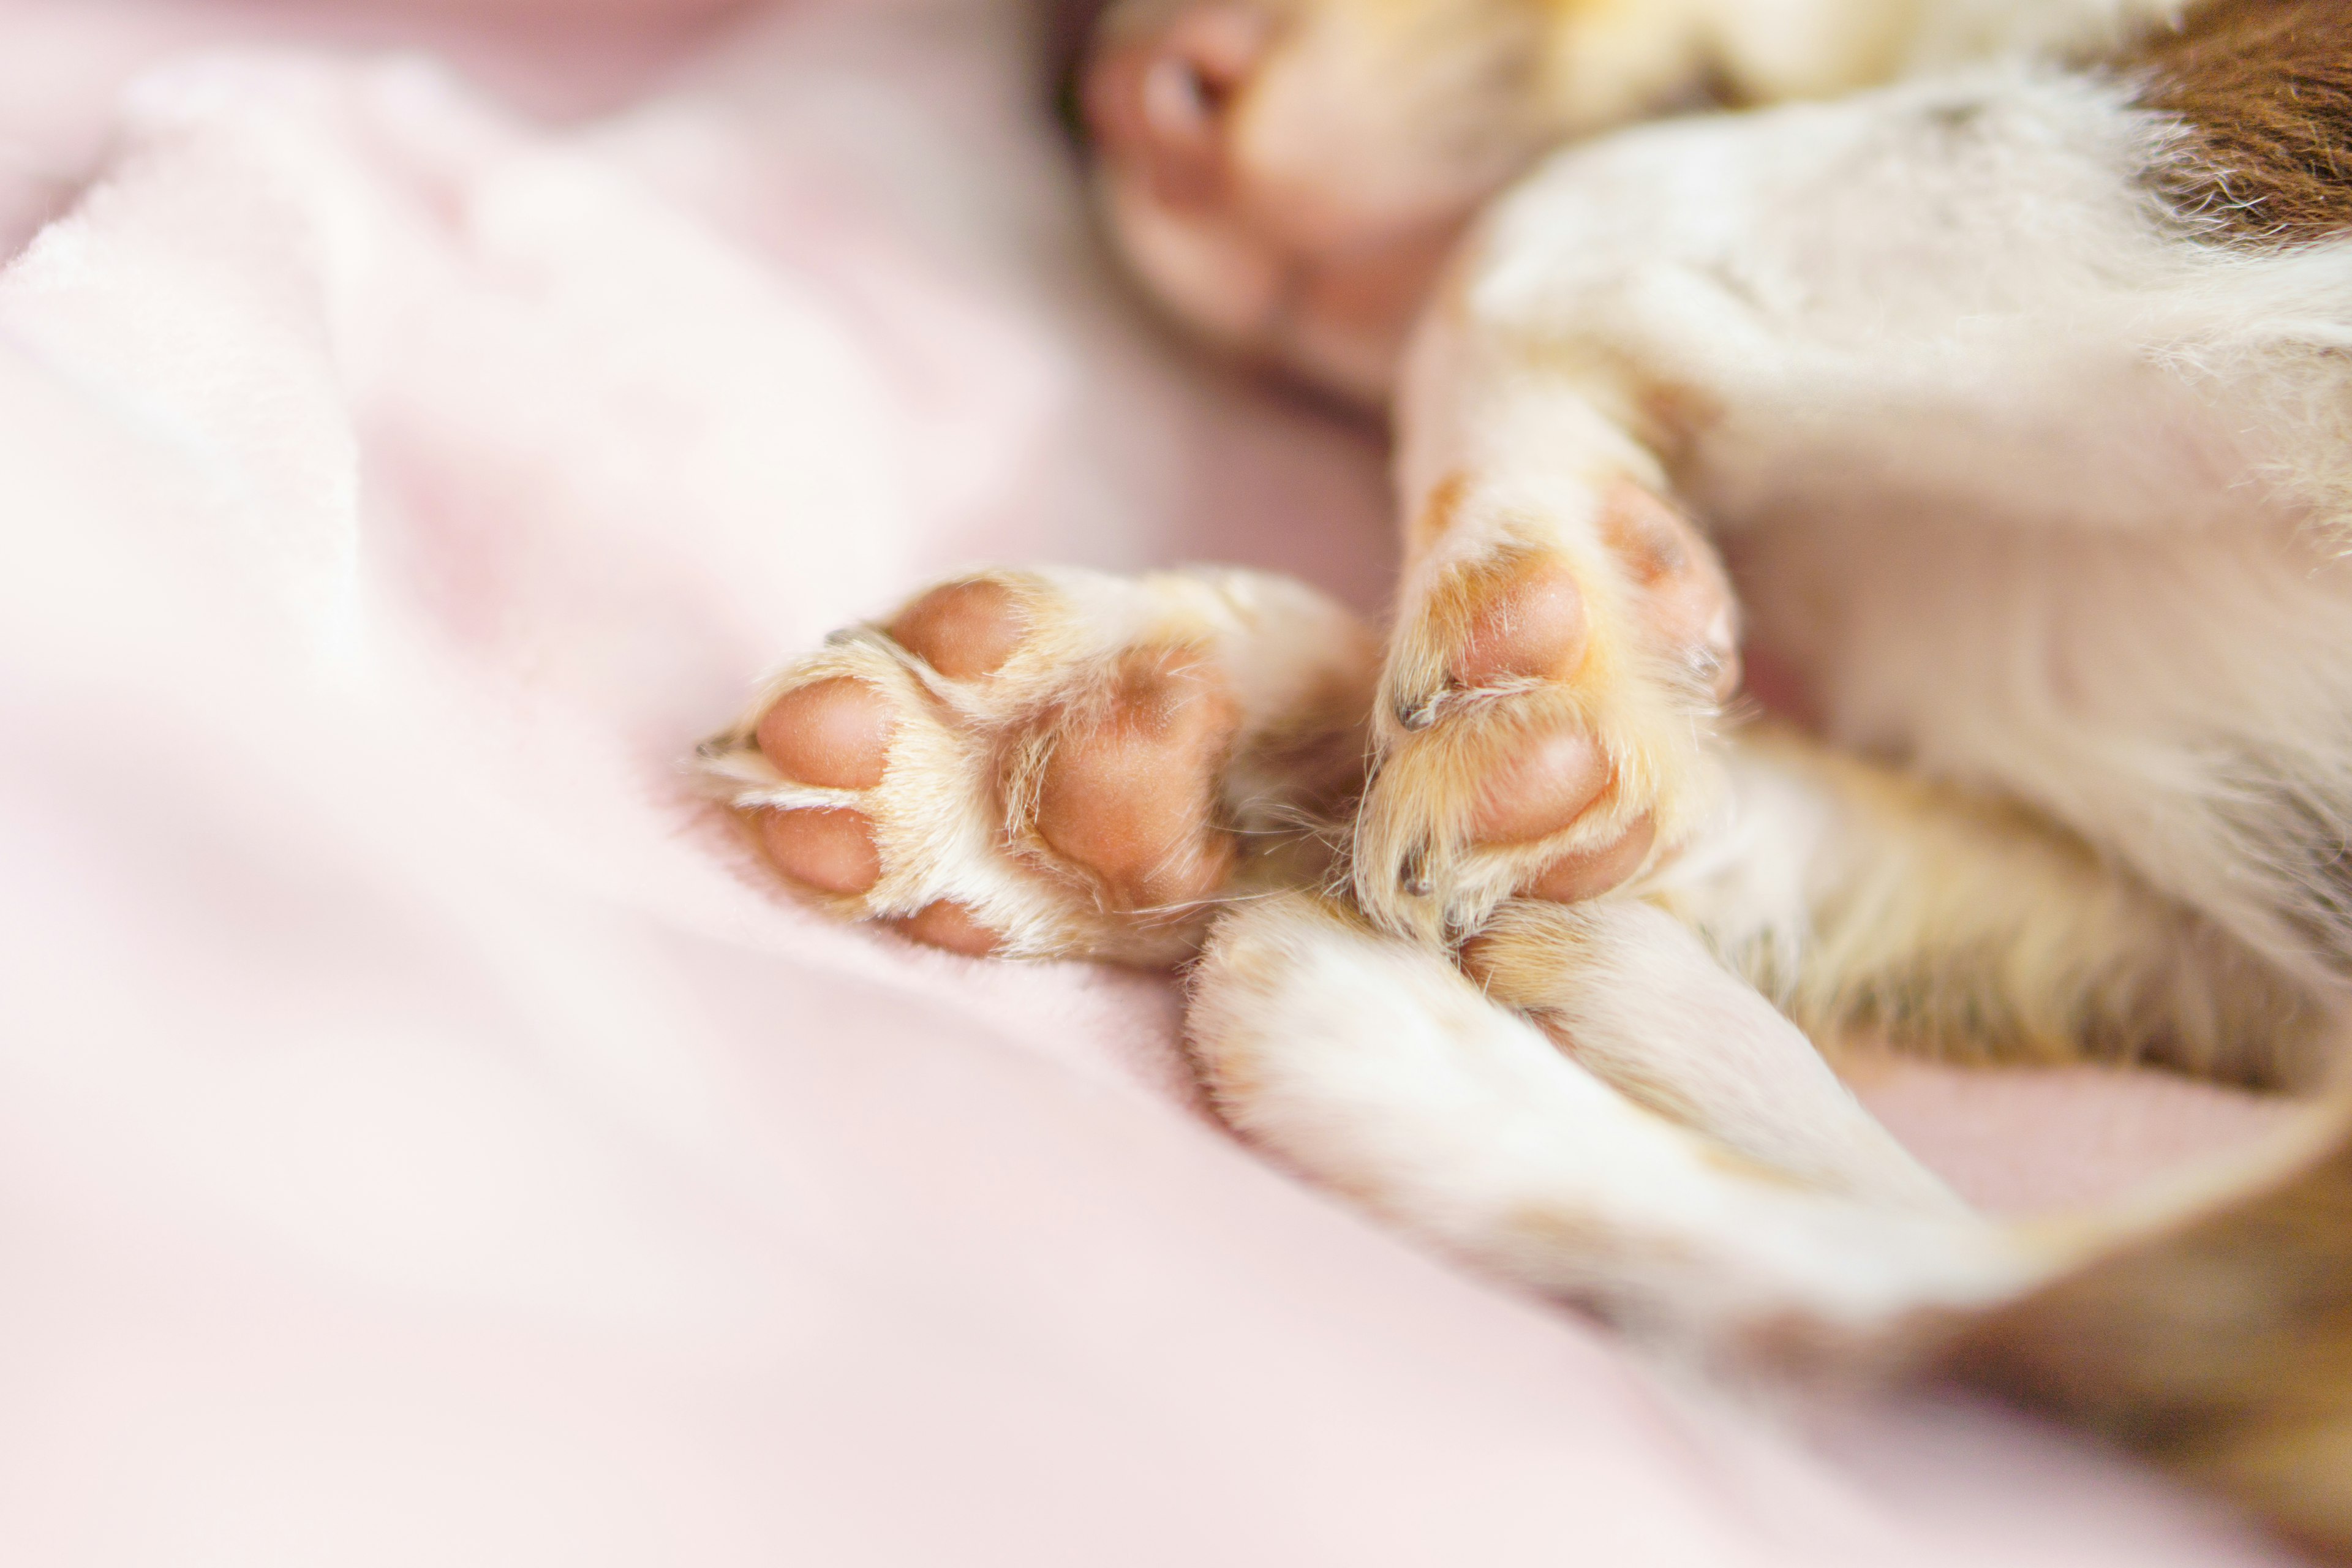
[0,1,2310,1560]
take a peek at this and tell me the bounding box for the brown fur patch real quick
[1410,470,1471,555]
[1948,1106,2352,1552]
[2125,0,2352,244]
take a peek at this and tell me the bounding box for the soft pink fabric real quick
[0,2,2310,1562]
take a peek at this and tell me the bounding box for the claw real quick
[1396,694,1441,732]
[1400,845,1434,897]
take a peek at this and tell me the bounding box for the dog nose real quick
[1084,6,1273,209]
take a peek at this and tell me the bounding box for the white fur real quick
[1428,61,2352,996]
[1467,899,1961,1209]
[1197,4,2352,1352]
[745,0,2352,1359]
[1189,894,2042,1346]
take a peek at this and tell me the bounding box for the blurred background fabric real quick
[0,2,2311,1562]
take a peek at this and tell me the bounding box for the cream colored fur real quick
[712,0,2352,1414]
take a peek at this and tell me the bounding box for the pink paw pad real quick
[758,677,893,790]
[889,901,1003,957]
[748,583,1037,944]
[760,806,881,895]
[1452,558,1589,688]
[1034,647,1240,911]
[1599,481,1740,701]
[753,679,894,895]
[1521,815,1656,903]
[1469,726,1611,846]
[887,578,1028,680]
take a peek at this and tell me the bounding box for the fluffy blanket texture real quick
[0,0,2310,1560]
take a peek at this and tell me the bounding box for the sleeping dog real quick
[703,0,2352,1547]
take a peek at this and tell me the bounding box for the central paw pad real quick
[1030,647,1241,911]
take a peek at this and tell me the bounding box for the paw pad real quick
[1520,815,1656,902]
[760,807,881,895]
[1597,481,1739,700]
[1467,725,1611,846]
[886,578,1028,680]
[888,900,1002,956]
[1032,647,1241,910]
[758,677,892,790]
[1450,558,1588,690]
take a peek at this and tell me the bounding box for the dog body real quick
[1426,29,2352,1076]
[705,0,2352,1544]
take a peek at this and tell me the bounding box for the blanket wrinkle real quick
[0,1,2310,1562]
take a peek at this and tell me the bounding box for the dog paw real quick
[697,567,1377,964]
[1352,478,1739,940]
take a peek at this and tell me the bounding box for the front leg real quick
[1353,326,1740,942]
